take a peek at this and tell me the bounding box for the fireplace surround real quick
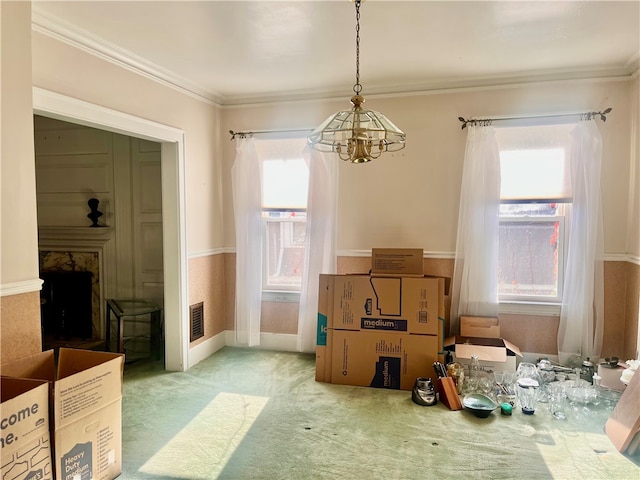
[38,226,114,345]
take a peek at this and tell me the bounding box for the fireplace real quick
[40,270,93,339]
[38,226,113,349]
[39,250,101,347]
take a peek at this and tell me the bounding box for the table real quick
[105,299,163,359]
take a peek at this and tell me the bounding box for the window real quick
[495,124,575,304]
[255,138,309,292]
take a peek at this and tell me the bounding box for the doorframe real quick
[33,86,189,372]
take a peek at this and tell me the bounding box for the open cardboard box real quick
[1,377,53,480]
[1,348,124,480]
[443,336,522,372]
[459,316,500,339]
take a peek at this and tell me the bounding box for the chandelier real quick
[307,0,406,163]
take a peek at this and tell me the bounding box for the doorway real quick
[33,87,188,371]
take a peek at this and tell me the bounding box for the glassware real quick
[516,377,540,414]
[464,354,482,394]
[546,381,567,420]
[536,360,556,402]
[516,362,541,414]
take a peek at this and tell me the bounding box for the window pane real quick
[500,148,569,201]
[495,124,574,202]
[263,212,306,289]
[263,158,309,209]
[498,218,560,299]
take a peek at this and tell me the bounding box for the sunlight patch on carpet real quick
[139,392,269,479]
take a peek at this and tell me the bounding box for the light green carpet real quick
[121,347,639,480]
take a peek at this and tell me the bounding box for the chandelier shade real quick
[307,0,405,163]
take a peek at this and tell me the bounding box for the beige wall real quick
[188,254,226,343]
[222,78,638,358]
[1,2,40,284]
[31,31,224,256]
[222,80,633,255]
[0,2,42,362]
[629,75,640,258]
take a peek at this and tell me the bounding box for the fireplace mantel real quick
[38,226,113,243]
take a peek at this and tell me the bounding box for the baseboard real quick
[221,330,299,352]
[188,331,226,368]
[191,332,562,371]
[256,333,299,352]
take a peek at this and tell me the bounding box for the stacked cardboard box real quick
[316,249,447,391]
[1,348,124,480]
[444,316,522,372]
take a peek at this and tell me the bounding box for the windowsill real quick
[262,290,301,303]
[499,301,561,317]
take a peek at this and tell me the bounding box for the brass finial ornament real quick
[307,0,406,163]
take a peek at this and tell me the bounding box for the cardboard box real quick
[1,349,124,480]
[1,377,53,480]
[329,330,440,390]
[316,273,447,387]
[460,316,500,339]
[443,336,522,373]
[371,248,424,276]
[315,274,333,382]
[597,364,626,391]
[330,274,444,336]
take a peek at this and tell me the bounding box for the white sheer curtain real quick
[297,147,338,353]
[557,120,604,364]
[450,125,501,336]
[231,137,263,346]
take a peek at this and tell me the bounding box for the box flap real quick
[461,316,499,327]
[443,336,522,358]
[501,338,522,357]
[57,348,124,380]
[454,344,507,362]
[54,349,124,429]
[0,350,55,382]
[1,376,49,401]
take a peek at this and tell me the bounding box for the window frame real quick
[494,122,576,314]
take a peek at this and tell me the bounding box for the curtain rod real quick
[229,128,312,140]
[458,107,612,130]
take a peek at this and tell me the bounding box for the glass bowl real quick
[463,393,499,418]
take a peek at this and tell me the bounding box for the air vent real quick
[190,302,204,342]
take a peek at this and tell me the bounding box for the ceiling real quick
[32,1,640,106]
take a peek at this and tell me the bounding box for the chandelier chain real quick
[353,0,362,95]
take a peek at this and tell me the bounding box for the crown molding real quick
[31,5,640,108]
[31,6,223,108]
